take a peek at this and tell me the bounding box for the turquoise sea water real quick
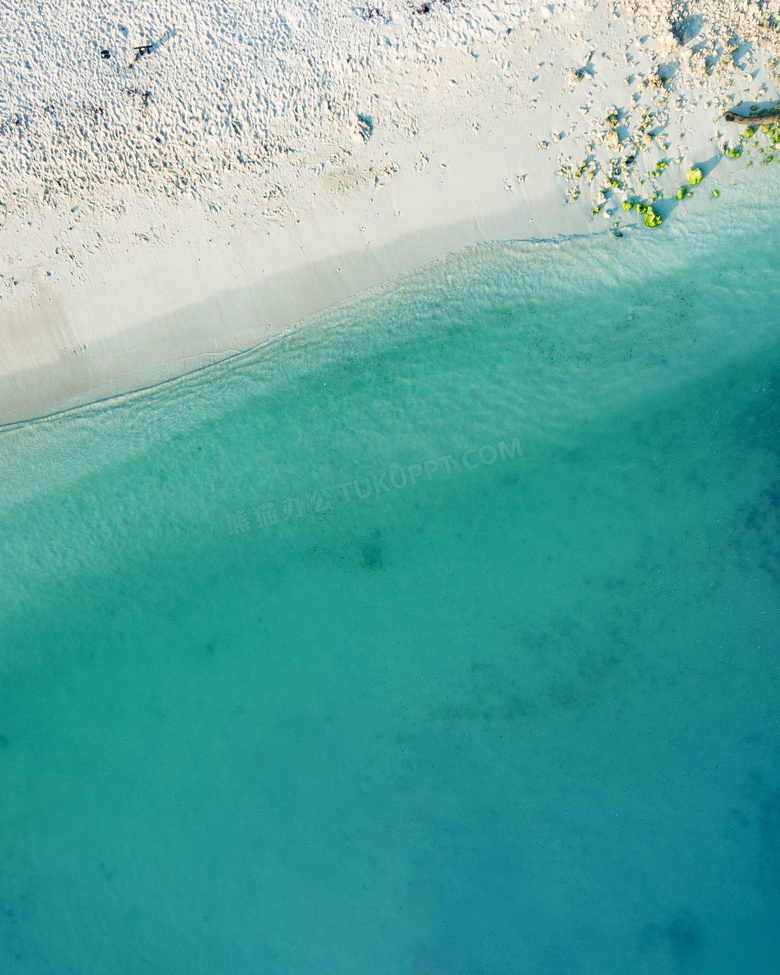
[1,179,780,973]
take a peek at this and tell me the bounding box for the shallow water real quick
[1,179,780,973]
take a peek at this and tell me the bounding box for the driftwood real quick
[724,110,780,124]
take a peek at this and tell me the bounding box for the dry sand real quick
[1,0,779,424]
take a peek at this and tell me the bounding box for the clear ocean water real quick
[1,177,779,974]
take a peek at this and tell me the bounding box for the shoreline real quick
[1,172,779,515]
[2,0,780,425]
[0,171,595,427]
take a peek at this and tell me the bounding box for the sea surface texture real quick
[1,178,780,973]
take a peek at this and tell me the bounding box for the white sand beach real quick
[1,0,779,424]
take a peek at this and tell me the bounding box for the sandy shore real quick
[1,0,779,425]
